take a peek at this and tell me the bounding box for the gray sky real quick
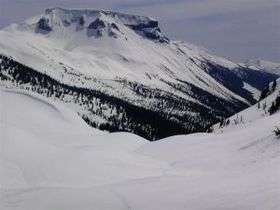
[0,0,279,62]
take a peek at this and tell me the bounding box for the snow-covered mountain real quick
[241,59,280,76]
[1,87,279,210]
[0,7,278,140]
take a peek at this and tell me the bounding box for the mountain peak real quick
[23,7,169,43]
[44,7,155,23]
[1,7,279,140]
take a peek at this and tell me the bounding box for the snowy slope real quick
[214,79,280,132]
[1,87,279,210]
[0,7,278,140]
[0,88,164,189]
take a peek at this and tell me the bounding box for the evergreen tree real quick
[79,16,85,26]
[268,96,280,115]
[272,80,277,92]
[259,85,270,101]
[274,127,280,137]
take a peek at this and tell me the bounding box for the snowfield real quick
[1,88,279,210]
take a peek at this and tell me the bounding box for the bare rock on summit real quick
[35,17,52,34]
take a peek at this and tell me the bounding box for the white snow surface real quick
[1,86,280,209]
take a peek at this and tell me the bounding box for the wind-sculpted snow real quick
[0,89,279,210]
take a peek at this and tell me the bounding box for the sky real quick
[0,0,279,62]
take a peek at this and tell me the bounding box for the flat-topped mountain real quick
[0,8,278,140]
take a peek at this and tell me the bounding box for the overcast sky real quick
[0,0,279,62]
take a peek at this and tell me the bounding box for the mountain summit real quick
[0,8,278,140]
[18,7,169,43]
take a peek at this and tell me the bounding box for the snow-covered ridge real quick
[12,7,168,43]
[44,7,157,26]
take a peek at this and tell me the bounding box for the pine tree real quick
[272,80,277,92]
[268,96,280,115]
[79,16,85,26]
[263,101,267,111]
[259,85,270,101]
[274,127,280,137]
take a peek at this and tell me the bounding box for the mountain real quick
[241,59,280,76]
[1,87,279,210]
[0,7,278,140]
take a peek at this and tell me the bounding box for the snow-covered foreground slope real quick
[1,89,279,210]
[0,8,278,140]
[0,89,165,189]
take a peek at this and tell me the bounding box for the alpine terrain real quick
[0,7,279,140]
[1,6,280,210]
